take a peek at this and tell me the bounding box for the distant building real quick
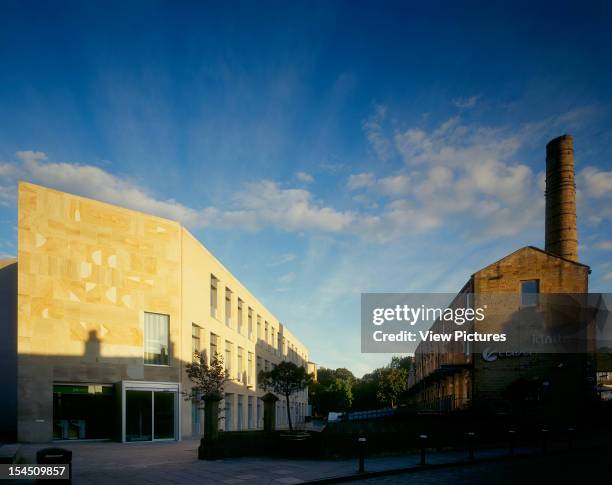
[0,182,311,443]
[409,135,599,415]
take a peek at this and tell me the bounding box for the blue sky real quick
[1,1,611,375]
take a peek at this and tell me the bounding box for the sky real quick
[1,1,611,376]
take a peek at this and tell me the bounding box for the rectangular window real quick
[210,333,218,362]
[144,312,169,366]
[248,308,253,339]
[225,341,232,376]
[265,321,269,343]
[247,352,253,385]
[248,396,254,429]
[237,347,244,382]
[210,275,218,317]
[521,280,540,307]
[237,299,243,334]
[225,288,232,327]
[237,395,243,431]
[257,315,262,340]
[191,324,201,361]
[257,356,262,375]
[257,398,262,429]
[224,393,233,431]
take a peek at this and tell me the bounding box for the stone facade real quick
[12,182,310,442]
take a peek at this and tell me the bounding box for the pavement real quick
[7,437,609,484]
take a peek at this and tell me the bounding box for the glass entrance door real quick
[153,391,175,440]
[124,386,178,442]
[126,390,152,441]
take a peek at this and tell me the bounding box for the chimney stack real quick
[545,134,578,262]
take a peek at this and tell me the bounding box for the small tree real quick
[258,361,313,432]
[183,351,228,439]
[376,366,408,408]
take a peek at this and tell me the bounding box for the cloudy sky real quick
[1,1,612,375]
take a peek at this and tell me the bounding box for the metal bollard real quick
[508,429,516,456]
[357,437,367,473]
[466,432,475,460]
[540,428,549,454]
[568,427,575,450]
[419,434,428,465]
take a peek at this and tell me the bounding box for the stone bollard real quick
[540,428,549,454]
[357,437,367,473]
[419,434,428,465]
[508,429,516,456]
[466,432,476,460]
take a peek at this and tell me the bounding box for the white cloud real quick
[595,241,612,250]
[228,180,355,232]
[13,151,217,227]
[580,167,612,198]
[347,172,375,190]
[295,171,314,183]
[603,272,612,281]
[362,104,393,162]
[269,253,297,266]
[453,95,481,109]
[277,272,296,284]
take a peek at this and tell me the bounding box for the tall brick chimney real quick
[545,134,578,262]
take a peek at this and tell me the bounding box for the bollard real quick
[466,432,475,460]
[568,427,575,450]
[419,434,428,465]
[508,429,516,456]
[540,428,549,454]
[357,437,367,473]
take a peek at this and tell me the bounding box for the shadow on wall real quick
[0,259,17,442]
[0,263,294,443]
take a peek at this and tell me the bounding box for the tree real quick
[376,366,408,408]
[258,361,313,431]
[184,350,228,400]
[183,351,228,440]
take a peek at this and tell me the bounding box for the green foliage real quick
[183,350,228,402]
[311,378,353,414]
[313,356,413,413]
[375,366,409,408]
[258,361,313,431]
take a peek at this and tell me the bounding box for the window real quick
[257,315,262,340]
[271,326,275,349]
[144,312,169,366]
[237,347,244,382]
[191,324,201,361]
[247,352,253,385]
[248,396,254,429]
[237,299,243,334]
[210,275,218,317]
[265,321,269,343]
[210,333,218,362]
[237,395,244,431]
[225,341,232,376]
[225,288,232,326]
[224,393,233,431]
[248,308,253,339]
[521,280,540,306]
[257,356,262,375]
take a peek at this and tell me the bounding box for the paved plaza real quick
[11,438,545,484]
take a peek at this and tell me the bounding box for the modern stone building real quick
[409,135,598,415]
[0,182,312,443]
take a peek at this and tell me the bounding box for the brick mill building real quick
[409,135,598,415]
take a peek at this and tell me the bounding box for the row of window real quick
[210,274,308,363]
